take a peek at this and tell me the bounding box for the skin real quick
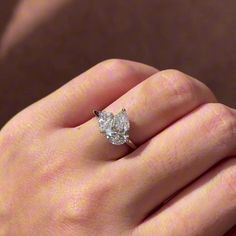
[0,59,235,235]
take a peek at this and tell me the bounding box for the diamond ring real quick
[93,108,137,150]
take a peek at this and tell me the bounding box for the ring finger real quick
[77,69,216,160]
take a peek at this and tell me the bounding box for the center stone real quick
[96,109,130,145]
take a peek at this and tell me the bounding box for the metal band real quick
[126,139,137,150]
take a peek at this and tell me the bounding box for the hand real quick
[0,59,235,235]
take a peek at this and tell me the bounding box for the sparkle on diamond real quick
[97,109,130,145]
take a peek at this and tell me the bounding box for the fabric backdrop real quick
[0,0,235,127]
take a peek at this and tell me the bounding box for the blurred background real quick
[0,0,235,127]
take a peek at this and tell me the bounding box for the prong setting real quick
[93,110,100,117]
[94,109,130,145]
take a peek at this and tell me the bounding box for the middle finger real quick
[118,103,236,224]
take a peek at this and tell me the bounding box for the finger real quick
[134,158,236,236]
[224,225,236,236]
[11,59,157,128]
[77,69,216,160]
[115,103,236,223]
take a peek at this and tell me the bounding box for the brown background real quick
[0,0,236,127]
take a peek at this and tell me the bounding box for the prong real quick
[126,139,137,150]
[93,110,100,117]
[122,108,126,112]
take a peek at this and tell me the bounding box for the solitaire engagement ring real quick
[93,108,137,149]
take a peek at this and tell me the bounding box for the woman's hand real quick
[0,59,235,235]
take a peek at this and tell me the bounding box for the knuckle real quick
[62,194,97,225]
[205,103,236,139]
[100,58,133,72]
[159,69,197,100]
[218,158,236,201]
[60,175,115,225]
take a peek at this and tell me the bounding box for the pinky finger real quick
[224,225,236,236]
[134,158,236,236]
